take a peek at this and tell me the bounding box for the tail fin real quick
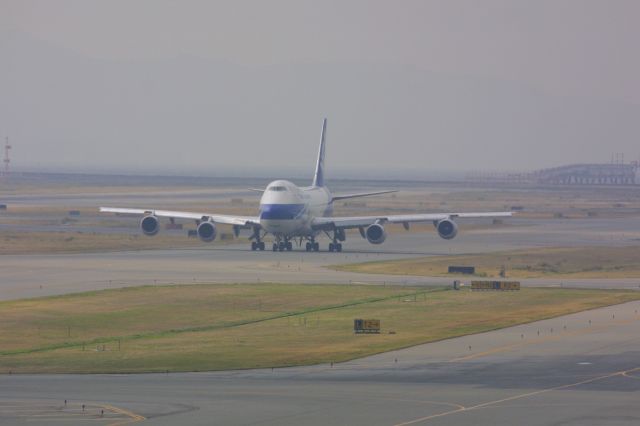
[312,118,327,187]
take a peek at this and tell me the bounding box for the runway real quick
[2,300,639,425]
[2,217,640,301]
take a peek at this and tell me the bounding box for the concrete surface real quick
[2,217,640,301]
[2,201,640,425]
[2,300,639,425]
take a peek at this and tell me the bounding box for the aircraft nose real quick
[259,204,305,220]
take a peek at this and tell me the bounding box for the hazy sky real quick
[1,0,639,178]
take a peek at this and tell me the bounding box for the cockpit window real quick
[268,186,287,192]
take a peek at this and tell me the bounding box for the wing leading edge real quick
[99,207,259,227]
[312,211,512,230]
[331,190,398,202]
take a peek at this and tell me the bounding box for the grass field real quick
[0,231,216,255]
[332,246,640,279]
[1,283,638,373]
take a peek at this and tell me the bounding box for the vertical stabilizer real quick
[312,118,327,187]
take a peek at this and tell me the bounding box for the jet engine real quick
[197,220,217,242]
[140,215,160,236]
[436,218,458,240]
[365,223,387,244]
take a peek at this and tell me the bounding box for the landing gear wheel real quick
[313,242,320,252]
[251,241,257,251]
[305,242,312,252]
[329,243,335,252]
[258,241,265,251]
[272,243,278,252]
[278,242,285,252]
[336,243,342,252]
[286,241,293,251]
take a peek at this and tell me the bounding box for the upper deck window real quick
[268,186,287,192]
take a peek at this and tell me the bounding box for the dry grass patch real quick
[1,284,638,373]
[0,231,220,255]
[332,246,640,279]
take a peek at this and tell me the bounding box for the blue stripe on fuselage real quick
[259,204,306,220]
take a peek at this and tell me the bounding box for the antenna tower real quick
[3,137,11,178]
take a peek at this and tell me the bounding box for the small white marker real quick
[578,362,592,365]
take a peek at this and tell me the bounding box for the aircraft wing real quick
[100,207,260,227]
[331,190,398,202]
[312,211,512,230]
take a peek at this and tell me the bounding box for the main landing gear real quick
[272,238,293,252]
[305,240,320,252]
[250,227,265,251]
[256,232,344,253]
[327,228,345,252]
[251,241,265,251]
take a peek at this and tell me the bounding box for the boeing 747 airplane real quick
[101,119,511,252]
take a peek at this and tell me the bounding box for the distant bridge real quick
[533,163,638,185]
[466,161,639,186]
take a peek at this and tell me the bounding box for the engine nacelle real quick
[436,218,458,240]
[197,221,217,242]
[140,215,160,236]
[365,223,387,245]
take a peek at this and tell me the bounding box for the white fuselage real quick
[259,180,332,237]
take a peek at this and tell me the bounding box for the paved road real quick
[2,300,639,425]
